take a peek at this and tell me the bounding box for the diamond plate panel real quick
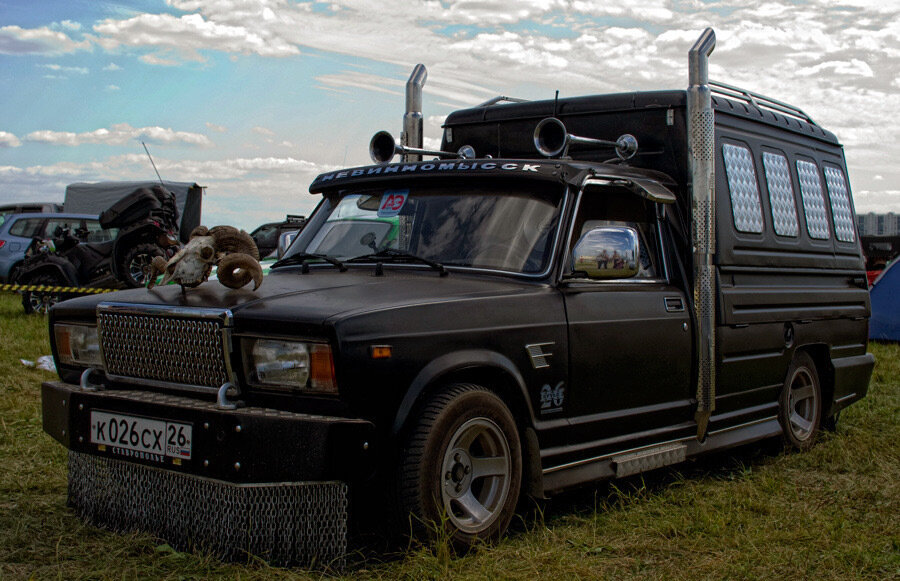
[762,152,799,237]
[68,451,348,568]
[823,166,856,242]
[722,144,763,233]
[796,160,830,240]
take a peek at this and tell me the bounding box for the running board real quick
[611,442,687,478]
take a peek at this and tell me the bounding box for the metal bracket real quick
[79,368,105,392]
[216,382,238,410]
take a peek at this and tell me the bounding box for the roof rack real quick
[710,80,820,128]
[477,95,530,107]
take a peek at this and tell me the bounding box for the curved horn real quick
[217,253,263,290]
[208,226,260,260]
[189,225,209,239]
[146,255,169,289]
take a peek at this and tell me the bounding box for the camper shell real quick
[39,29,873,565]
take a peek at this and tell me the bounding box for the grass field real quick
[0,291,897,580]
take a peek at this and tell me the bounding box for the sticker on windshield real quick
[377,190,409,217]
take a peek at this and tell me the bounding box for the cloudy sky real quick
[1,0,898,230]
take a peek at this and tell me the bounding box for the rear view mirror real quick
[276,230,299,259]
[571,226,639,279]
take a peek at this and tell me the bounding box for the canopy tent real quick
[869,260,900,341]
[64,181,203,243]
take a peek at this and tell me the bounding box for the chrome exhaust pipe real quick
[687,27,716,440]
[402,64,427,162]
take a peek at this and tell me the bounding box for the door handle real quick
[665,297,685,312]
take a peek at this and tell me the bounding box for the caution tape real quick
[0,283,116,294]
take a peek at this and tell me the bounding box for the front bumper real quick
[42,381,376,484]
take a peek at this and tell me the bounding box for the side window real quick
[83,219,117,242]
[43,218,80,238]
[822,166,856,243]
[722,143,764,233]
[762,152,799,237]
[8,218,43,237]
[569,187,662,279]
[796,160,830,240]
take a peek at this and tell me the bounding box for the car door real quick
[562,184,694,457]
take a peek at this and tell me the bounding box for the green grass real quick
[0,291,897,580]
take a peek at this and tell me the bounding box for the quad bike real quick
[15,186,182,314]
[100,184,181,288]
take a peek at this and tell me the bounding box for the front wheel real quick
[120,243,164,288]
[20,272,68,315]
[398,383,521,549]
[778,351,823,451]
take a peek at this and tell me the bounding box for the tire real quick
[778,351,823,451]
[398,383,522,549]
[120,243,164,288]
[20,272,67,315]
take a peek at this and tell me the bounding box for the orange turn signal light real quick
[370,345,392,359]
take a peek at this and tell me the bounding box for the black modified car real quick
[40,29,872,566]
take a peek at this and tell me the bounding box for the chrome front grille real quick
[98,304,231,390]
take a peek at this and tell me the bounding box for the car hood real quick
[54,267,551,329]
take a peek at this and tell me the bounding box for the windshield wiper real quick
[347,249,448,277]
[271,252,347,272]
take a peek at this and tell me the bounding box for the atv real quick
[15,185,182,313]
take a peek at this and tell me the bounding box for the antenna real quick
[141,141,164,185]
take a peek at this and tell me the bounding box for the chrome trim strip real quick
[834,392,857,404]
[542,415,777,475]
[97,302,235,326]
[106,374,221,395]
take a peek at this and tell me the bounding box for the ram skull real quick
[147,225,263,291]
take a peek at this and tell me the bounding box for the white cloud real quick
[106,85,120,91]
[39,63,89,75]
[59,20,82,31]
[0,132,22,148]
[0,25,92,55]
[93,11,300,64]
[103,62,122,71]
[252,126,275,136]
[206,122,227,133]
[24,123,212,147]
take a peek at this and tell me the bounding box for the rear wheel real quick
[778,352,822,451]
[20,272,67,315]
[120,243,164,288]
[398,383,521,549]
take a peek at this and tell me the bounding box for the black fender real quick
[17,255,78,286]
[391,349,537,435]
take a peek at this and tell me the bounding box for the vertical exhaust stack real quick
[687,28,716,441]
[401,64,427,162]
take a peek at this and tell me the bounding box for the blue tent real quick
[869,260,900,341]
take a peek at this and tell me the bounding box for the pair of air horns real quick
[368,118,638,164]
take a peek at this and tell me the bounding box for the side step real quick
[611,442,687,478]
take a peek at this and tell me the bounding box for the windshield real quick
[286,181,564,274]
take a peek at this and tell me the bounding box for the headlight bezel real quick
[54,323,102,368]
[243,337,337,395]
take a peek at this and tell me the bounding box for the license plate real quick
[90,411,192,461]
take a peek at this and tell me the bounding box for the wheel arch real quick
[392,350,536,437]
[20,260,76,285]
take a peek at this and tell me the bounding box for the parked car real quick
[250,214,306,258]
[0,212,114,283]
[40,29,873,566]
